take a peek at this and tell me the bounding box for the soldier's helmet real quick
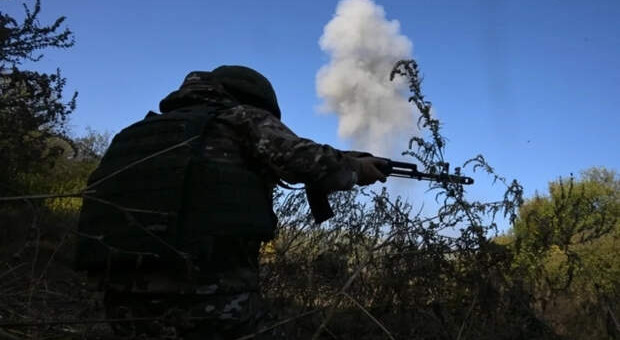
[209,65,281,119]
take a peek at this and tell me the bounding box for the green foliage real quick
[510,168,619,339]
[0,9,103,331]
[0,130,107,338]
[0,0,77,187]
[16,130,108,213]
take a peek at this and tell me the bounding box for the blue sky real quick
[4,0,619,224]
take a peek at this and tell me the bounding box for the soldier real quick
[76,66,386,339]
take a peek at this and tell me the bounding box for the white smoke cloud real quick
[317,0,417,156]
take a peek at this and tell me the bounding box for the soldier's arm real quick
[219,105,358,190]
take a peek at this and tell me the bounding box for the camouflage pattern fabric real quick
[101,237,268,339]
[104,290,263,339]
[201,104,357,190]
[105,292,264,339]
[96,71,359,338]
[159,73,358,189]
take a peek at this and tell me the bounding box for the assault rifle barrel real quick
[382,160,474,185]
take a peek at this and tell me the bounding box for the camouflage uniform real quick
[91,68,358,339]
[102,237,264,339]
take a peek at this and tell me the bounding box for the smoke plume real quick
[317,0,416,155]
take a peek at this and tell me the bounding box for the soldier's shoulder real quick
[229,104,273,116]
[217,104,278,124]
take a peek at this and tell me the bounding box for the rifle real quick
[306,152,474,224]
[379,159,474,184]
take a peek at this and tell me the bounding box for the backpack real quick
[75,105,276,272]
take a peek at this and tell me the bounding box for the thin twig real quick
[0,263,28,282]
[605,302,620,333]
[0,316,162,327]
[81,195,187,260]
[27,218,41,311]
[322,326,339,339]
[72,230,161,259]
[82,194,170,216]
[234,308,325,340]
[0,314,222,328]
[85,135,200,190]
[311,261,367,340]
[0,191,95,202]
[36,232,69,282]
[342,292,395,340]
[456,293,478,340]
[0,328,21,340]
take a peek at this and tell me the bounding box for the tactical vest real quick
[75,105,276,271]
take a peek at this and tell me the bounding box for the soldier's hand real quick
[354,157,388,186]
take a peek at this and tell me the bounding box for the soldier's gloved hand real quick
[353,157,388,186]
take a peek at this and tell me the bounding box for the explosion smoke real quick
[317,0,416,155]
